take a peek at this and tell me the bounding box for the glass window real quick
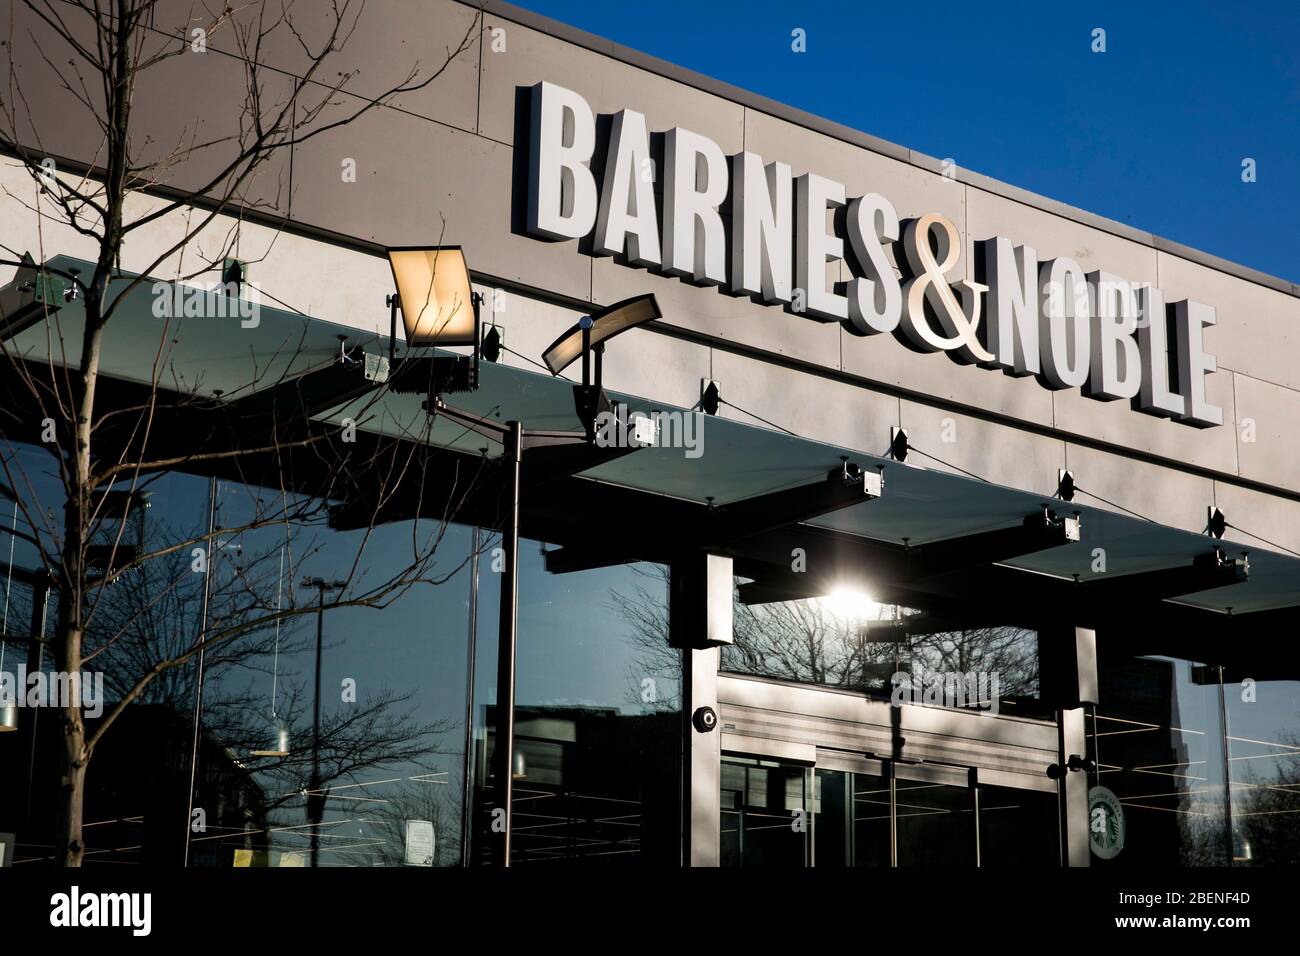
[473,546,680,865]
[1090,653,1228,866]
[721,756,809,866]
[1224,674,1300,865]
[811,763,1051,867]
[0,442,214,865]
[895,766,976,867]
[187,482,477,868]
[724,587,1044,716]
[978,784,1059,867]
[813,767,889,867]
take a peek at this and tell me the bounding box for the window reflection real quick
[1090,654,1228,866]
[1,433,484,868]
[978,784,1059,867]
[723,588,1043,716]
[721,757,809,867]
[1224,676,1300,865]
[813,768,889,867]
[474,547,680,865]
[189,486,476,868]
[895,767,976,867]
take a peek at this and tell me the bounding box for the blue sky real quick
[513,0,1300,283]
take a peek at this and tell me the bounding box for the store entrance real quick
[720,752,1059,867]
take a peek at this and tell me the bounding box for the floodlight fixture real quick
[540,294,662,438]
[385,246,483,397]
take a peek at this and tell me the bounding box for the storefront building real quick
[1,0,1298,868]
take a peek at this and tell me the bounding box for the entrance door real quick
[723,751,1058,867]
[720,756,812,866]
[813,756,977,866]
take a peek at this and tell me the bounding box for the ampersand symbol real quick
[899,213,992,364]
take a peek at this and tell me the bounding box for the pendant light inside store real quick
[250,541,290,757]
[1,501,19,732]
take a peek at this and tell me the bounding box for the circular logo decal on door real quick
[1088,785,1126,860]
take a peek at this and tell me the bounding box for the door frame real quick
[712,673,1063,867]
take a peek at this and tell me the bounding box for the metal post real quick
[492,421,523,867]
[460,526,481,866]
[681,644,720,866]
[888,760,898,867]
[183,477,218,866]
[310,586,325,869]
[1057,706,1090,866]
[1218,663,1233,865]
[581,326,591,387]
[22,581,49,831]
[387,295,399,367]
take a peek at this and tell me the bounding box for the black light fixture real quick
[386,246,482,398]
[480,324,502,363]
[541,294,662,438]
[700,380,721,416]
[1056,469,1076,502]
[1207,506,1227,540]
[301,576,347,869]
[888,427,909,462]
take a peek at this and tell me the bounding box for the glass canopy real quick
[6,255,1297,615]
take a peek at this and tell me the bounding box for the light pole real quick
[433,295,661,867]
[384,244,660,867]
[301,576,346,868]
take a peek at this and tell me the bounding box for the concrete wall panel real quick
[710,351,900,454]
[287,94,592,302]
[898,401,1067,495]
[1051,368,1239,475]
[842,334,1057,426]
[1212,482,1300,557]
[965,188,1159,288]
[1063,443,1214,534]
[590,261,843,368]
[151,0,484,133]
[1232,373,1300,492]
[743,109,966,258]
[1158,249,1300,393]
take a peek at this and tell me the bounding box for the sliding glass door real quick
[720,756,811,866]
[725,751,1057,867]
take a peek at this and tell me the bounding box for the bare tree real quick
[0,0,484,865]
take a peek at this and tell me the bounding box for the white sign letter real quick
[1038,258,1090,388]
[984,237,1039,375]
[1173,300,1224,427]
[1136,285,1185,417]
[663,128,728,284]
[845,193,901,335]
[594,109,661,266]
[527,82,597,241]
[1085,271,1141,401]
[795,173,848,321]
[729,152,792,303]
